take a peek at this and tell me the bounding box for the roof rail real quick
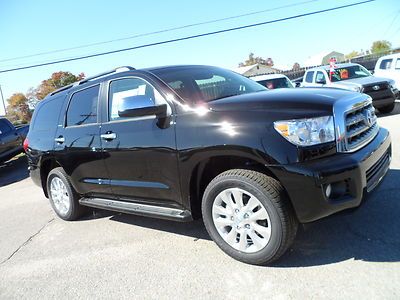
[50,66,135,96]
[78,66,135,85]
[50,83,75,96]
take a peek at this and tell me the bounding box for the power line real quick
[0,0,375,74]
[384,10,400,37]
[0,0,320,64]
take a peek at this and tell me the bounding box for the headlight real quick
[274,116,335,146]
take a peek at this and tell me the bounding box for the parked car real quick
[25,65,391,265]
[302,63,396,113]
[374,53,400,98]
[0,117,29,164]
[249,74,294,89]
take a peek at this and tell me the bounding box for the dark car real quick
[0,117,29,164]
[25,65,391,265]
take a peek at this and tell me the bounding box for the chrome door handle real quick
[101,132,117,140]
[54,136,65,144]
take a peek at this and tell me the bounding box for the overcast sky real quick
[1,0,399,115]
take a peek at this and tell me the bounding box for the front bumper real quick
[372,97,395,108]
[270,128,391,223]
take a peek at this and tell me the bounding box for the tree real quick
[292,62,300,70]
[239,53,274,67]
[371,40,392,54]
[6,93,32,124]
[34,71,85,100]
[345,50,361,60]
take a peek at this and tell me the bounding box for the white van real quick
[374,53,400,92]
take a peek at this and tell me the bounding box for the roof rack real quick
[78,66,135,85]
[50,66,135,96]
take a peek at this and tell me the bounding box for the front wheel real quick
[202,169,298,265]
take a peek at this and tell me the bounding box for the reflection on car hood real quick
[208,88,363,114]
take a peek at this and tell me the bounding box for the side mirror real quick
[118,95,167,118]
[117,95,169,128]
[315,78,326,84]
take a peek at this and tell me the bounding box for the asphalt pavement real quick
[0,103,399,299]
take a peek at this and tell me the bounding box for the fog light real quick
[325,184,332,198]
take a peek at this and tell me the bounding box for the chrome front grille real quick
[362,82,389,93]
[335,97,379,153]
[344,103,378,151]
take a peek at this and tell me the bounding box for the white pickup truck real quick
[374,53,400,97]
[302,63,397,113]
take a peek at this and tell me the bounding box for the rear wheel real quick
[378,103,395,114]
[202,169,298,265]
[47,167,85,221]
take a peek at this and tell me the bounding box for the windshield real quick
[326,65,371,82]
[257,77,294,89]
[152,66,267,103]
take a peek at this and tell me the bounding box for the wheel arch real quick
[187,154,281,219]
[40,158,62,198]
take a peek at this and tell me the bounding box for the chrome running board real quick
[79,197,192,221]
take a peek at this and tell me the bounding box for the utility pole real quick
[0,84,6,116]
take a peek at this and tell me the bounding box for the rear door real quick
[53,84,112,198]
[99,76,181,207]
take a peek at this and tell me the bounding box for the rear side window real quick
[66,85,99,126]
[32,96,65,132]
[305,71,314,83]
[0,119,13,134]
[379,59,392,70]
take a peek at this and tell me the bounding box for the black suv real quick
[25,65,391,265]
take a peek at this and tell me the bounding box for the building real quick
[232,63,280,77]
[303,51,345,67]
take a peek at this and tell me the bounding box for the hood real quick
[331,76,390,88]
[208,88,362,115]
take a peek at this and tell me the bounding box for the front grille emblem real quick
[364,109,374,127]
[372,85,380,91]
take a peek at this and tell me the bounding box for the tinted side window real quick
[379,59,392,70]
[109,78,165,121]
[32,96,65,132]
[305,71,314,83]
[0,119,13,134]
[67,85,99,126]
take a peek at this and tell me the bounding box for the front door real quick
[100,77,181,207]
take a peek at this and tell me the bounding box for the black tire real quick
[202,169,298,265]
[46,167,85,221]
[379,103,395,114]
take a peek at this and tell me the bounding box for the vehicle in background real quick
[0,117,29,164]
[291,76,303,87]
[302,63,396,113]
[374,53,400,98]
[250,73,294,89]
